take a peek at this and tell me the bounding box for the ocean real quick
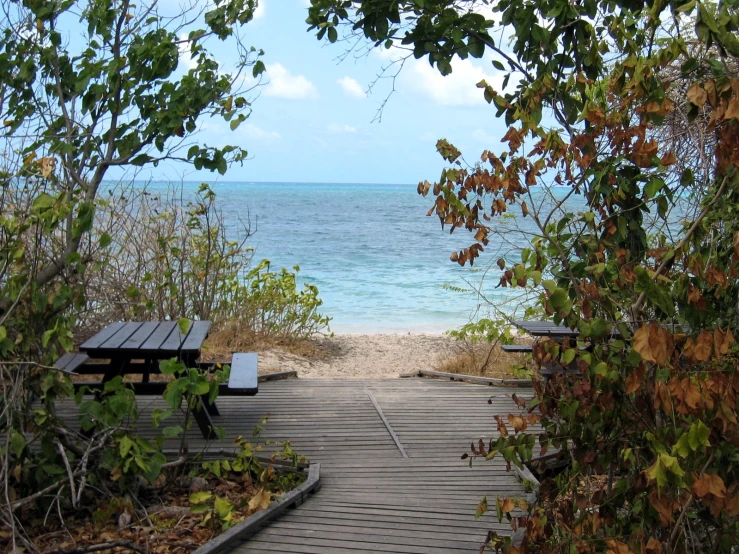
[139,181,564,333]
[211,181,544,333]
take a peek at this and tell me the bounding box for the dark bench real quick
[56,352,259,396]
[502,344,534,353]
[55,352,91,372]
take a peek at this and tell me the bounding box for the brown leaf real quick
[625,363,646,394]
[633,323,674,366]
[500,497,515,513]
[687,83,707,107]
[508,414,527,433]
[521,201,529,217]
[605,539,633,554]
[649,490,678,526]
[646,537,663,554]
[733,231,739,260]
[694,330,713,362]
[726,96,739,120]
[714,327,734,356]
[494,415,509,437]
[660,151,677,166]
[633,325,654,363]
[511,393,526,408]
[692,473,726,498]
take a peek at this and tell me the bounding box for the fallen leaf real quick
[248,488,271,512]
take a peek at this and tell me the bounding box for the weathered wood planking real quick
[230,379,530,553]
[59,378,532,553]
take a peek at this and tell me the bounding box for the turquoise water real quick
[142,181,548,333]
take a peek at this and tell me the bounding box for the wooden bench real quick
[55,352,90,372]
[502,344,533,353]
[223,353,259,396]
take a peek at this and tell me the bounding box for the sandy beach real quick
[257,333,460,379]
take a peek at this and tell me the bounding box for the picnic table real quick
[55,321,258,438]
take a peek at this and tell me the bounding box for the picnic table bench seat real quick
[55,352,90,372]
[501,344,534,353]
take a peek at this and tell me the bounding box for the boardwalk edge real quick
[192,463,321,554]
[400,369,533,388]
[511,462,540,505]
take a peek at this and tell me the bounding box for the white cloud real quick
[241,123,280,140]
[473,129,497,143]
[264,63,319,100]
[253,0,265,19]
[327,123,357,134]
[410,58,504,106]
[337,76,366,99]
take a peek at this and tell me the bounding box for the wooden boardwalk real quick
[65,378,531,552]
[203,378,530,553]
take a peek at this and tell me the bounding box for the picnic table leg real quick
[201,395,220,416]
[192,400,218,439]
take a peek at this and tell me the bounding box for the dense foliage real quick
[308,0,739,551]
[0,0,319,550]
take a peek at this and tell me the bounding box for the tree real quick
[0,0,264,358]
[0,0,264,548]
[308,0,739,551]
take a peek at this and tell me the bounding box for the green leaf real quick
[688,420,711,450]
[32,193,55,210]
[561,349,576,365]
[119,435,135,458]
[10,432,26,458]
[99,232,112,248]
[178,317,191,336]
[162,425,183,438]
[327,26,338,43]
[214,496,233,518]
[190,491,213,504]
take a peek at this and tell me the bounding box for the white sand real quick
[258,333,459,379]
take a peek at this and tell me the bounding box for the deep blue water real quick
[139,181,563,332]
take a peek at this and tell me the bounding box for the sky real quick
[148,0,512,185]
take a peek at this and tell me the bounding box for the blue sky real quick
[153,0,511,185]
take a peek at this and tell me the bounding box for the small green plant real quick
[189,491,236,530]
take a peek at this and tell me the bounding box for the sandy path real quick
[258,333,458,379]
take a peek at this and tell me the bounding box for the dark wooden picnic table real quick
[513,320,690,339]
[56,320,240,439]
[513,320,581,338]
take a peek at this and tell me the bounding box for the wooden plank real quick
[120,321,160,350]
[159,322,188,353]
[55,352,90,372]
[59,377,531,552]
[139,321,177,353]
[99,321,144,349]
[180,320,211,353]
[229,353,258,392]
[365,388,407,458]
[79,321,126,351]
